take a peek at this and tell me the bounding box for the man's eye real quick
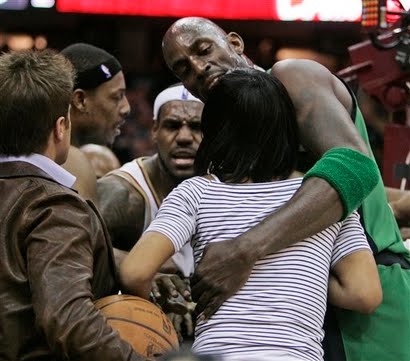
[113,93,124,101]
[163,122,180,130]
[199,45,211,55]
[190,123,202,131]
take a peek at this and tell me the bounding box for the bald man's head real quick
[162,17,249,101]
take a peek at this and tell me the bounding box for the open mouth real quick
[171,151,196,168]
[172,157,194,167]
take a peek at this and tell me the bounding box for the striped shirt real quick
[146,176,370,361]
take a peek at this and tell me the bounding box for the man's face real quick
[163,21,248,101]
[153,100,203,181]
[83,71,130,146]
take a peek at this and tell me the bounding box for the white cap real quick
[153,84,202,120]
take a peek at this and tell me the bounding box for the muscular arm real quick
[97,174,145,251]
[255,59,371,251]
[97,175,186,299]
[192,59,376,318]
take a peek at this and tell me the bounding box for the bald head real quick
[162,17,249,101]
[163,17,227,66]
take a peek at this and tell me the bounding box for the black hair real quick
[195,68,299,183]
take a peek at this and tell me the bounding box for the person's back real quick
[157,175,370,360]
[0,161,118,359]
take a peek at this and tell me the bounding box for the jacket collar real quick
[0,161,73,189]
[0,154,75,188]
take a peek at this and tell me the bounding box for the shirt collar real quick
[0,153,76,188]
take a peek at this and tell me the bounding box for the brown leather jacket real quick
[0,162,142,361]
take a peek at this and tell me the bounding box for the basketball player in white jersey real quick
[97,84,203,334]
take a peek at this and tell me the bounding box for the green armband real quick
[303,147,379,220]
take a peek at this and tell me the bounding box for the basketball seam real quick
[106,316,176,349]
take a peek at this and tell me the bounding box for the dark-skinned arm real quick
[97,174,190,305]
[192,59,375,319]
[97,174,145,252]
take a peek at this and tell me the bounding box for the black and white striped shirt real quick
[146,176,369,361]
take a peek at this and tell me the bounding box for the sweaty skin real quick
[163,17,370,319]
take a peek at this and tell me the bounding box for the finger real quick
[165,295,189,315]
[191,277,211,303]
[201,297,224,321]
[194,287,219,315]
[172,276,192,301]
[160,276,179,298]
[190,245,211,286]
[151,280,161,299]
[184,313,194,336]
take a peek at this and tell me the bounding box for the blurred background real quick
[1,0,408,189]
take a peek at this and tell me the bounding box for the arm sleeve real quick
[27,192,142,361]
[331,210,371,268]
[145,178,206,253]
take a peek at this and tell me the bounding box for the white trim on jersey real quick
[119,158,194,277]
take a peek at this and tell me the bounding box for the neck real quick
[71,131,103,148]
[143,154,179,202]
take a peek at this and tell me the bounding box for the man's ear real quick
[226,32,244,55]
[71,88,87,112]
[54,116,67,142]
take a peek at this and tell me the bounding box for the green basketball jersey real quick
[354,106,410,260]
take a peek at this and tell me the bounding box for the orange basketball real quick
[95,294,179,358]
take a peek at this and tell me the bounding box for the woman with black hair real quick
[120,69,381,361]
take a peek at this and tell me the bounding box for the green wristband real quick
[303,147,379,220]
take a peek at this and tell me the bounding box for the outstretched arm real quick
[120,232,176,298]
[192,59,379,319]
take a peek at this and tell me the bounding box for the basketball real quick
[95,294,179,358]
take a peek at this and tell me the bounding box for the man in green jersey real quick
[161,17,410,361]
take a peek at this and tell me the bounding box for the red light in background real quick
[56,0,362,22]
[56,0,276,19]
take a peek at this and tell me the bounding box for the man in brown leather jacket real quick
[0,50,143,360]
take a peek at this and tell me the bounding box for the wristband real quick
[303,147,379,220]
